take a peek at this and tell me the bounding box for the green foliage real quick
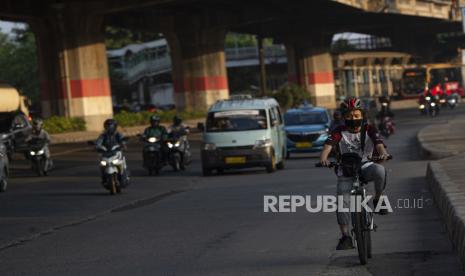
[268,84,310,110]
[43,116,86,134]
[225,33,274,48]
[105,26,161,50]
[332,39,356,53]
[0,27,39,103]
[114,110,205,127]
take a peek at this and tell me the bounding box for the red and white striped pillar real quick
[286,41,337,109]
[33,9,113,131]
[166,29,229,111]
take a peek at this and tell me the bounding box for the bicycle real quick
[316,153,392,265]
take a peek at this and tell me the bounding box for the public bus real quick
[400,64,465,99]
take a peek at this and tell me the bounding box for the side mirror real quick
[197,123,205,132]
[271,119,278,127]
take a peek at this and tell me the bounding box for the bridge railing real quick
[113,44,287,83]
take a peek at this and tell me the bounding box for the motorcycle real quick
[439,94,448,108]
[27,138,50,176]
[418,96,427,115]
[379,116,395,138]
[422,95,439,117]
[140,134,164,175]
[446,94,459,109]
[91,140,129,195]
[166,132,191,171]
[0,142,9,192]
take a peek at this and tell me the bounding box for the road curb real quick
[417,126,458,160]
[426,161,465,270]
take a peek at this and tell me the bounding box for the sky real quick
[0,20,26,34]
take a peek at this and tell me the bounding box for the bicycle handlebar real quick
[314,155,392,168]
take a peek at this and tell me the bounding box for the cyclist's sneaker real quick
[336,235,354,250]
[373,198,389,215]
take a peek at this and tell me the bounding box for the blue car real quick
[284,106,331,158]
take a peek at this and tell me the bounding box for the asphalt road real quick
[0,106,464,275]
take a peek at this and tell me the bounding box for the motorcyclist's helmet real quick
[103,119,117,135]
[340,97,363,115]
[32,118,44,132]
[173,115,182,126]
[150,115,160,127]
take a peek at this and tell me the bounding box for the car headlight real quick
[37,150,44,155]
[425,96,431,101]
[0,134,8,140]
[382,102,388,106]
[167,142,174,148]
[449,99,456,103]
[431,102,436,107]
[254,138,272,148]
[30,151,36,156]
[100,160,107,166]
[419,104,425,109]
[148,137,157,143]
[112,159,122,165]
[204,143,216,151]
[440,99,446,103]
[175,141,181,147]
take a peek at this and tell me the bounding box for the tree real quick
[332,39,356,53]
[0,27,39,104]
[105,26,162,50]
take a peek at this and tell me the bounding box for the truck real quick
[0,83,32,159]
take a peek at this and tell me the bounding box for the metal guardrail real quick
[114,45,287,84]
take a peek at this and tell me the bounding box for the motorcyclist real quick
[319,97,390,250]
[376,97,394,132]
[142,115,168,161]
[96,119,129,185]
[27,118,52,170]
[168,115,191,161]
[169,115,189,136]
[430,83,444,97]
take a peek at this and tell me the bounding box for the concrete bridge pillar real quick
[31,4,113,131]
[285,38,337,109]
[30,20,60,118]
[165,28,229,112]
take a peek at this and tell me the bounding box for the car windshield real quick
[284,112,328,126]
[403,70,426,95]
[206,109,268,132]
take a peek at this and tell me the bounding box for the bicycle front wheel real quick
[353,210,368,265]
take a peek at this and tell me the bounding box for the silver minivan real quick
[201,97,286,175]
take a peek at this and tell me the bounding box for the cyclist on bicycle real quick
[319,97,391,250]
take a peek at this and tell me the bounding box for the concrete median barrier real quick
[50,119,204,144]
[426,159,465,269]
[419,119,465,269]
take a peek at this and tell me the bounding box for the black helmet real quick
[150,115,160,123]
[32,118,43,131]
[104,119,117,134]
[173,115,182,125]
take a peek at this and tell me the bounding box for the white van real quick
[201,97,286,175]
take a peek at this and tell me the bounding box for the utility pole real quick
[257,36,267,97]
